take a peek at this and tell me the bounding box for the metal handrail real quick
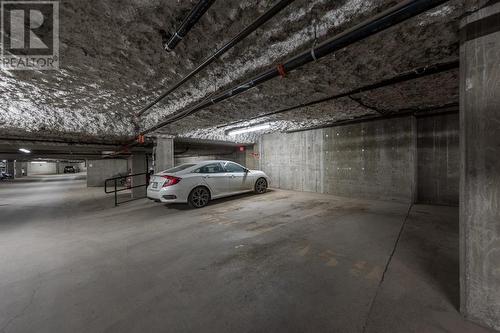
[104,172,150,206]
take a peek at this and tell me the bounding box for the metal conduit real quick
[286,102,459,133]
[141,0,450,135]
[138,0,296,117]
[216,60,459,129]
[164,0,216,52]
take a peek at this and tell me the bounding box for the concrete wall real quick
[28,162,57,175]
[245,146,258,170]
[155,136,174,173]
[260,117,417,202]
[260,115,460,204]
[87,159,128,187]
[417,113,459,205]
[130,152,147,198]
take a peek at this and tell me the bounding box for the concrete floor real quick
[0,175,494,333]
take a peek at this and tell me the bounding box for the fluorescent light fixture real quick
[31,161,47,164]
[226,123,271,136]
[19,148,31,154]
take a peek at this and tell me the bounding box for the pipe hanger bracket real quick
[277,64,287,78]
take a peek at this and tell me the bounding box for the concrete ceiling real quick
[0,0,467,145]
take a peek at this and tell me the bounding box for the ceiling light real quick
[226,123,271,136]
[19,148,31,154]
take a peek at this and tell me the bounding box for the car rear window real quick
[224,162,246,173]
[195,163,224,173]
[164,164,196,173]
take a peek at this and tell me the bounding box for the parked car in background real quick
[147,161,270,208]
[63,166,76,173]
[0,171,12,180]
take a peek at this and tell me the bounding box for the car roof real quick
[194,160,243,166]
[157,161,244,175]
[197,160,228,164]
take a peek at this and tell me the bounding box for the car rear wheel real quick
[254,178,268,194]
[188,186,210,208]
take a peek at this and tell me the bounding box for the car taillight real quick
[161,175,181,187]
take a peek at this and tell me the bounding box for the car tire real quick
[254,178,268,194]
[188,186,211,208]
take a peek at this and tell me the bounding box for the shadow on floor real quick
[404,206,460,309]
[363,205,493,332]
[164,189,276,211]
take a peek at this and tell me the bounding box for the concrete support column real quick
[6,160,15,179]
[87,159,128,187]
[14,161,23,178]
[244,145,256,170]
[19,162,27,176]
[460,2,500,330]
[154,135,174,173]
[130,152,147,198]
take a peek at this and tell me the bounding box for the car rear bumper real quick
[147,189,161,199]
[147,185,188,204]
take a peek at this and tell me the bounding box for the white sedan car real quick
[147,160,270,208]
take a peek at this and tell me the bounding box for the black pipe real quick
[141,0,449,135]
[286,102,459,133]
[138,0,295,117]
[164,0,216,52]
[216,60,459,128]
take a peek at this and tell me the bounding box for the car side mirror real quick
[245,168,250,173]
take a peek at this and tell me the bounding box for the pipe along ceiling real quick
[140,0,451,137]
[162,0,216,52]
[217,60,459,129]
[137,0,296,118]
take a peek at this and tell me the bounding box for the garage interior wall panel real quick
[324,117,415,202]
[261,130,323,193]
[87,159,128,187]
[28,162,58,175]
[417,113,459,205]
[261,117,417,203]
[245,147,257,170]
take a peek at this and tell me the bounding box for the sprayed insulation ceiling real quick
[0,0,466,144]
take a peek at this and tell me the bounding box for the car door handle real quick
[230,175,235,178]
